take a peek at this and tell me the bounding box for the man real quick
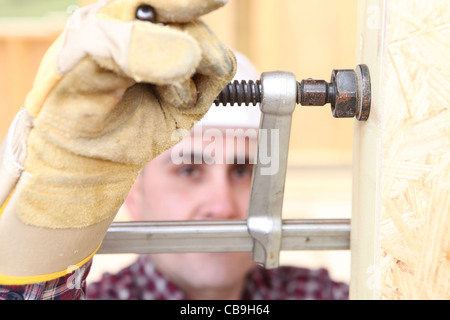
[86,53,349,300]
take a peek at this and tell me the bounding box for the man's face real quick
[126,127,257,295]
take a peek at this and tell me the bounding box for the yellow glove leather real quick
[0,0,235,284]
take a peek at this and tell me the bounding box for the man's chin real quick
[153,252,254,283]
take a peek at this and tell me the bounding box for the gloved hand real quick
[0,0,235,285]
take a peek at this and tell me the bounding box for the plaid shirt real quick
[0,256,348,300]
[88,256,348,300]
[0,261,92,300]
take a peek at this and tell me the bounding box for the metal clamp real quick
[213,65,371,268]
[98,66,372,268]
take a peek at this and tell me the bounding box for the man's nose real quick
[203,176,240,220]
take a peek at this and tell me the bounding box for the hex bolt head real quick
[330,69,357,118]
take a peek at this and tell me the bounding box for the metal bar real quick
[98,219,350,254]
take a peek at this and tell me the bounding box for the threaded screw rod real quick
[214,80,262,106]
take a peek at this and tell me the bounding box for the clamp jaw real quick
[215,65,371,268]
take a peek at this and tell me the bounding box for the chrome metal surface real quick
[98,219,350,254]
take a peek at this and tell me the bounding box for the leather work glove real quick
[0,0,235,285]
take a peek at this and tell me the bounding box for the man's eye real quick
[178,166,200,177]
[232,165,254,178]
[135,5,157,23]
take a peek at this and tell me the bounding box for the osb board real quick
[352,0,449,299]
[379,0,449,300]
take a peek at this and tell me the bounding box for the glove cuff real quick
[0,243,100,285]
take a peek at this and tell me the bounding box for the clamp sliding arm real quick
[247,71,297,268]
